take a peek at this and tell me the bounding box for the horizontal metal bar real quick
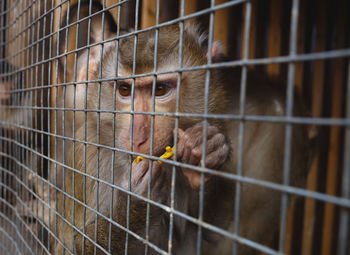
[1,132,350,209]
[0,219,22,255]
[0,205,35,255]
[0,195,49,255]
[2,47,350,87]
[0,154,169,255]
[1,107,350,127]
[0,152,279,255]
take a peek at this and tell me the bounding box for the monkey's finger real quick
[173,128,185,138]
[204,144,229,169]
[182,128,217,160]
[186,125,220,149]
[192,133,226,157]
[175,128,186,159]
[181,140,194,165]
[181,133,206,164]
[188,152,201,167]
[187,121,206,132]
[186,122,219,136]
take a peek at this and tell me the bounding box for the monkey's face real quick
[90,24,215,157]
[112,72,178,157]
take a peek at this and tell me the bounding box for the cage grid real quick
[0,0,349,254]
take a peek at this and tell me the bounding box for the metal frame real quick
[0,0,349,254]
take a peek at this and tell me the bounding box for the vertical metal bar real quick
[28,1,35,251]
[196,0,215,254]
[80,1,94,253]
[233,1,251,254]
[19,1,26,251]
[71,0,82,253]
[168,0,185,253]
[54,0,63,252]
[40,0,47,250]
[0,5,4,251]
[7,0,13,251]
[81,0,94,252]
[125,0,140,253]
[108,1,121,253]
[278,0,299,252]
[144,0,160,254]
[47,0,55,251]
[7,0,15,250]
[337,60,350,255]
[0,0,4,249]
[61,4,71,252]
[93,1,106,254]
[34,0,41,252]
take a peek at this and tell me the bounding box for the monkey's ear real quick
[207,41,225,63]
[58,1,117,81]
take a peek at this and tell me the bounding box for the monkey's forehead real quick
[115,26,206,70]
[115,61,181,78]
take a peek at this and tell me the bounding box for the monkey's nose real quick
[132,125,149,151]
[132,114,150,151]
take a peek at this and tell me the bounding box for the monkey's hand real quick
[176,122,229,190]
[121,160,169,204]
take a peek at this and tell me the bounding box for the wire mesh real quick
[0,0,349,255]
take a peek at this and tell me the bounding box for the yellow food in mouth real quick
[133,146,174,164]
[134,156,145,164]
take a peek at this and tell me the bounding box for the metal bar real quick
[337,58,350,255]
[107,1,121,253]
[3,134,350,214]
[3,107,350,128]
[144,0,160,253]
[81,0,94,253]
[278,0,299,252]
[92,0,106,253]
[124,0,140,253]
[0,1,349,254]
[233,0,251,254]
[4,46,350,81]
[0,156,278,255]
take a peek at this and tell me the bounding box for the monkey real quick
[0,61,52,254]
[51,0,123,190]
[54,3,310,255]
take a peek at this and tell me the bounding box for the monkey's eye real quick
[155,82,172,97]
[117,82,131,97]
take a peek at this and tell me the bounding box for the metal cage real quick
[0,0,349,254]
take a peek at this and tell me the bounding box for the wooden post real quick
[180,0,197,16]
[213,0,228,54]
[141,0,157,28]
[301,1,327,254]
[321,1,346,254]
[267,0,282,77]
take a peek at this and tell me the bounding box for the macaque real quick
[51,0,121,189]
[0,61,51,254]
[0,62,32,130]
[54,2,310,255]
